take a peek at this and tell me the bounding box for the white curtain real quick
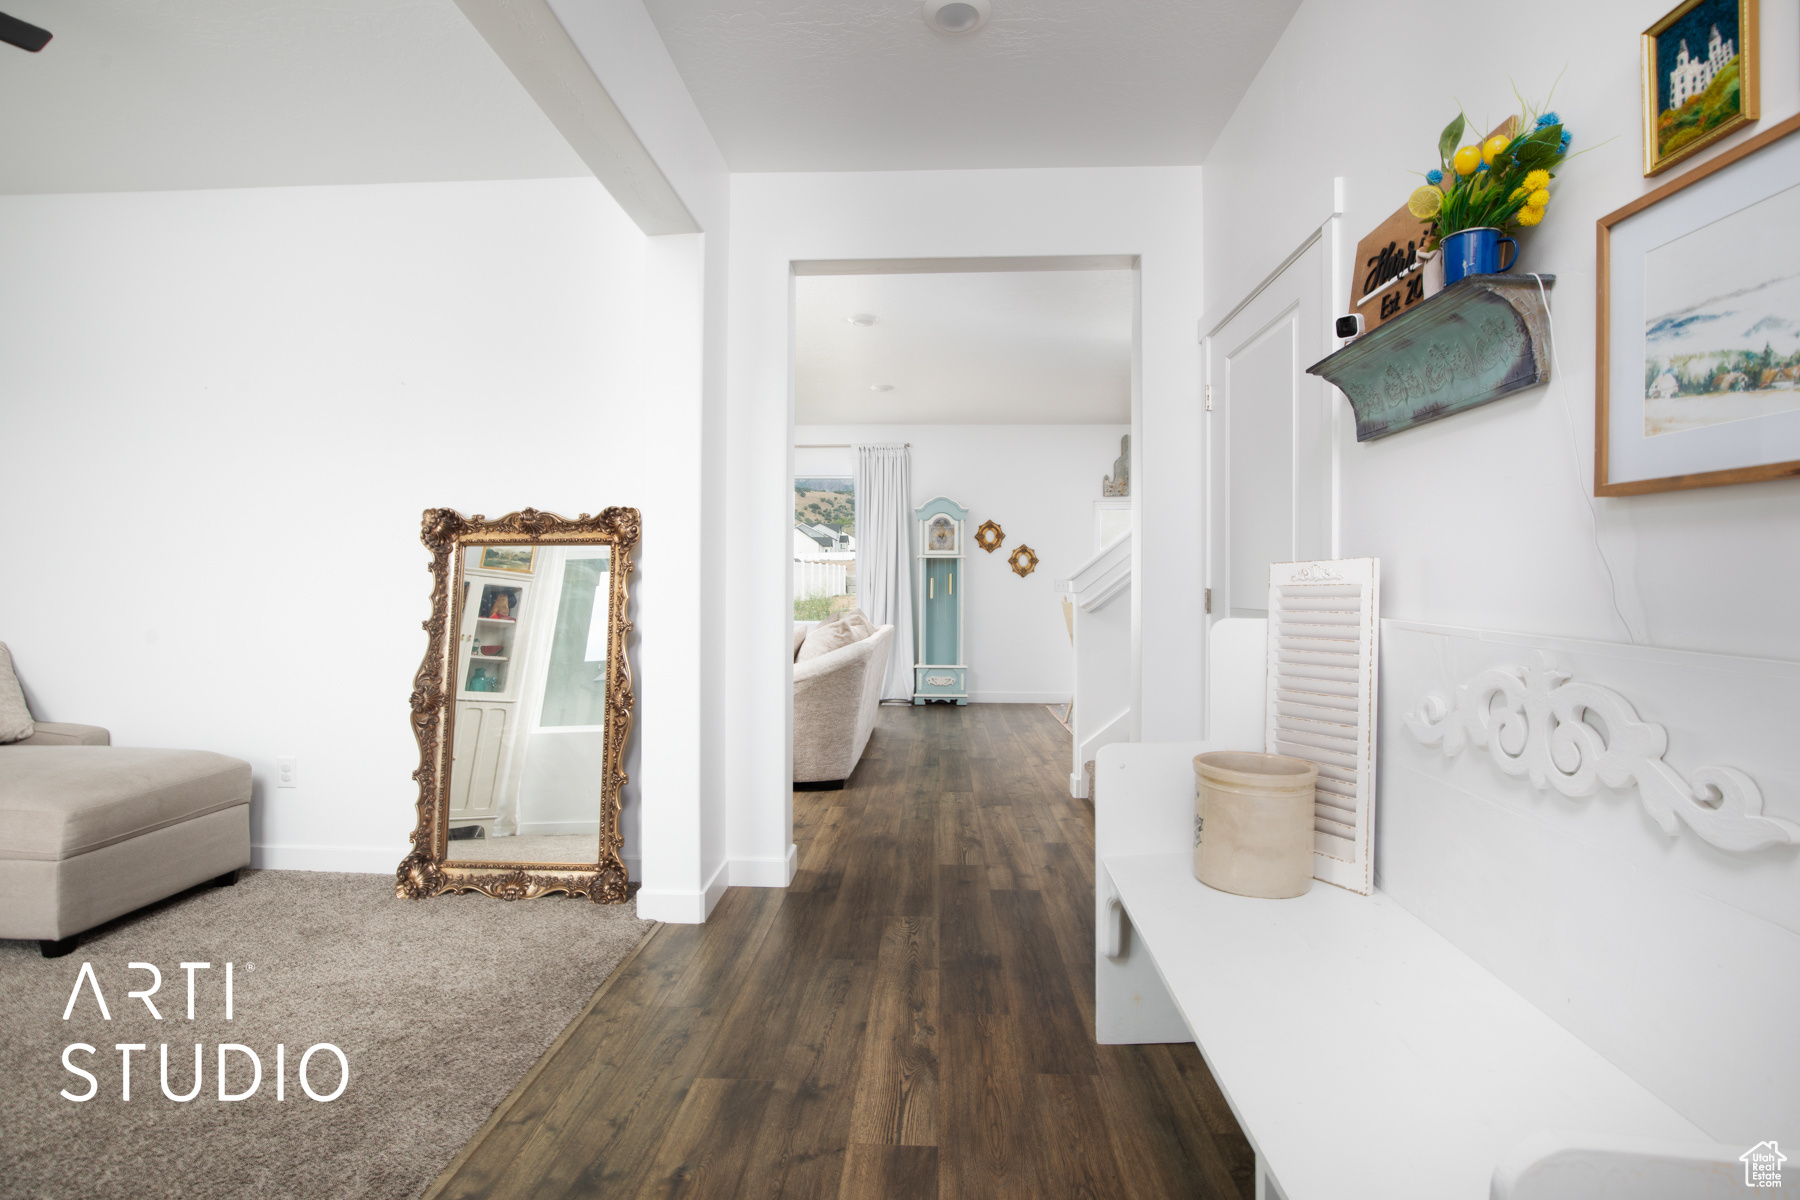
[855,443,915,701]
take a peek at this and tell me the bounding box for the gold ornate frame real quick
[1008,544,1039,578]
[1641,0,1759,177]
[396,507,639,903]
[974,519,1005,553]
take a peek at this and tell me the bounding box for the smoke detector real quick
[922,0,990,35]
[847,313,877,326]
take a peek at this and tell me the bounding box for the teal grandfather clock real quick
[913,496,968,705]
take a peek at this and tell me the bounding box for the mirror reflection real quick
[447,544,613,864]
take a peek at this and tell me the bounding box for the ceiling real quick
[795,267,1133,425]
[0,0,1301,193]
[0,0,585,194]
[642,0,1301,172]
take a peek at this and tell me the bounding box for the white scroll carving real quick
[1405,651,1797,852]
[925,674,958,687]
[1288,562,1343,584]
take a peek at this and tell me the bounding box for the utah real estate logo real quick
[1741,1141,1785,1189]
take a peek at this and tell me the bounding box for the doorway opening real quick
[786,255,1139,798]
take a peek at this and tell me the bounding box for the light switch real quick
[276,756,297,788]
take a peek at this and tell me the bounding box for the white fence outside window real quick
[794,558,852,599]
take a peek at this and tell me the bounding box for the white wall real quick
[0,176,654,875]
[1204,0,1800,1144]
[2,0,737,922]
[796,424,1128,703]
[729,168,1206,888]
[1378,622,1800,1144]
[1204,0,1800,660]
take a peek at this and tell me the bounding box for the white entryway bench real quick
[1094,620,1746,1199]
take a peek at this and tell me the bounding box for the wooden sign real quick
[1351,204,1433,333]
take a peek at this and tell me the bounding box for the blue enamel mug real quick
[1441,226,1517,285]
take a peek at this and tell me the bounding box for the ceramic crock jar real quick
[1192,751,1319,899]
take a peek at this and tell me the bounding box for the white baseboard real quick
[634,887,705,923]
[251,844,409,874]
[637,857,730,924]
[515,820,602,836]
[704,856,729,915]
[968,691,1070,704]
[730,844,798,888]
[638,848,800,922]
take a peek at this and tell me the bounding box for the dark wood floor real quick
[432,703,1255,1200]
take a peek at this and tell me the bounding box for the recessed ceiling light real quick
[922,0,989,35]
[847,313,877,326]
[870,384,895,392]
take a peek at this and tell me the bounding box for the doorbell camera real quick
[1334,314,1364,339]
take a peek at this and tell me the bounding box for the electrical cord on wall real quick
[1530,272,1639,645]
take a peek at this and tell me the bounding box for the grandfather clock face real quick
[927,515,957,553]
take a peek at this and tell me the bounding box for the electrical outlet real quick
[276,756,297,788]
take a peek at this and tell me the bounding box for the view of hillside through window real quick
[794,476,856,621]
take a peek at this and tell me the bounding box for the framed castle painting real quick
[1597,112,1800,495]
[1642,0,1758,176]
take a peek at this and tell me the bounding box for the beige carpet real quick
[0,869,654,1200]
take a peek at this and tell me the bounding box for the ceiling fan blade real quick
[0,11,52,52]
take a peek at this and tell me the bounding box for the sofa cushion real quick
[0,643,32,744]
[0,747,252,861]
[841,608,875,637]
[796,617,864,662]
[793,625,893,784]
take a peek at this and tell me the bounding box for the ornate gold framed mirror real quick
[397,507,638,903]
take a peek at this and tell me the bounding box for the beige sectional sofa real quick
[1,647,252,957]
[793,617,893,789]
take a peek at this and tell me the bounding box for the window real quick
[794,476,856,621]
[538,551,611,727]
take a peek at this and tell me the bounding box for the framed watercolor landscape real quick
[479,546,537,574]
[1642,0,1759,176]
[1598,112,1800,496]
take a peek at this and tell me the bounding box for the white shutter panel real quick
[1264,558,1380,895]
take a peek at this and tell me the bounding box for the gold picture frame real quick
[397,507,639,903]
[974,519,1005,553]
[1007,545,1039,578]
[1597,112,1800,495]
[1642,0,1758,176]
[478,545,537,574]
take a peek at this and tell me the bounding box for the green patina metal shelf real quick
[1307,273,1555,441]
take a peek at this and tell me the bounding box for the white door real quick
[450,568,533,832]
[1205,236,1335,623]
